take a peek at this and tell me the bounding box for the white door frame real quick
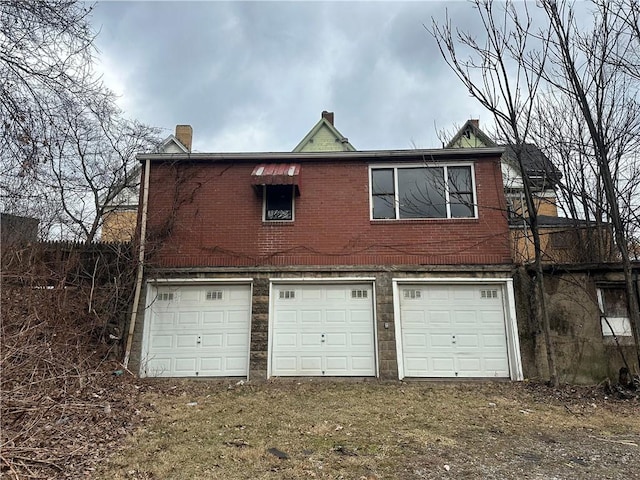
[393,278,523,381]
[268,278,378,378]
[141,278,253,379]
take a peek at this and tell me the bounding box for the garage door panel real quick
[456,334,479,348]
[325,356,348,372]
[400,310,425,326]
[301,311,322,323]
[229,288,250,302]
[351,333,373,346]
[150,335,173,349]
[226,333,248,347]
[143,284,251,377]
[428,311,452,325]
[454,311,478,325]
[350,310,372,323]
[326,333,347,347]
[399,284,510,379]
[152,312,175,326]
[179,289,200,302]
[483,334,507,347]
[228,310,249,325]
[200,357,222,372]
[430,334,453,347]
[326,310,346,323]
[403,333,427,348]
[271,283,376,377]
[275,333,298,347]
[432,357,455,374]
[275,311,297,325]
[146,357,172,376]
[202,311,224,325]
[176,334,198,348]
[484,357,509,373]
[302,288,322,300]
[177,312,199,326]
[300,357,322,371]
[174,357,197,373]
[201,333,223,347]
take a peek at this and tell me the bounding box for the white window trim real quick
[596,287,633,337]
[262,185,295,222]
[369,163,478,221]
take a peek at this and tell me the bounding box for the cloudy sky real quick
[90,1,494,153]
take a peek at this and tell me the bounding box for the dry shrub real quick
[1,244,142,479]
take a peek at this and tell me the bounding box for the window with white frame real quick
[370,165,476,220]
[264,185,294,221]
[597,286,633,337]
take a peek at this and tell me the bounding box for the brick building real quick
[126,113,524,381]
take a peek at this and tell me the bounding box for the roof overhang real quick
[137,147,506,163]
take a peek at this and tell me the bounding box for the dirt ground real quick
[83,378,640,480]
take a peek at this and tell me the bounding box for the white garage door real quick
[142,284,251,377]
[271,283,376,377]
[398,284,510,378]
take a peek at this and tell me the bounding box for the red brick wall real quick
[144,157,512,267]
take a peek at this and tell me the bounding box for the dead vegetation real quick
[1,243,142,479]
[95,380,640,480]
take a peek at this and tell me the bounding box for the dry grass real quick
[96,380,640,480]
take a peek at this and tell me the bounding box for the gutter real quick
[123,158,151,370]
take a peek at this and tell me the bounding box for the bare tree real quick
[40,92,161,243]
[538,0,640,365]
[433,0,640,376]
[1,2,161,242]
[431,0,559,385]
[1,1,98,181]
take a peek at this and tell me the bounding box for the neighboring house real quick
[447,120,611,264]
[293,111,356,152]
[128,112,523,382]
[99,125,193,242]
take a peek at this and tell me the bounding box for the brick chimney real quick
[321,111,334,125]
[175,124,193,152]
[470,119,479,129]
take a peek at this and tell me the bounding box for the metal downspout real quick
[123,158,151,370]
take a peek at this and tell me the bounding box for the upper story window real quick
[264,185,294,221]
[370,164,476,220]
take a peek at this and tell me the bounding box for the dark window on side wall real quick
[265,185,294,221]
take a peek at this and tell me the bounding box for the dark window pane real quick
[448,166,472,193]
[398,167,446,218]
[602,288,628,317]
[450,194,474,217]
[373,194,395,219]
[372,169,394,194]
[265,185,293,220]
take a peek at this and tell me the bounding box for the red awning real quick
[251,163,301,189]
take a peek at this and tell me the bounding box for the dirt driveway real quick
[93,380,640,480]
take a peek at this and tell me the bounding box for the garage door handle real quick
[321,333,325,343]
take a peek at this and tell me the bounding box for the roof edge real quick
[137,147,506,162]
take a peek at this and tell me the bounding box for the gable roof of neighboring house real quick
[99,125,192,209]
[293,111,356,152]
[447,119,561,188]
[160,134,190,153]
